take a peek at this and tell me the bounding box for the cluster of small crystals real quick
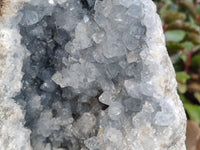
[13,0,186,150]
[15,1,97,149]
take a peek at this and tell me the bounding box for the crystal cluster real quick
[0,0,186,150]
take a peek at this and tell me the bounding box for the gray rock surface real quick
[0,0,186,150]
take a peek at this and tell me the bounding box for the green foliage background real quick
[154,0,200,125]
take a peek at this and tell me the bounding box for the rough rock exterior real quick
[0,0,186,150]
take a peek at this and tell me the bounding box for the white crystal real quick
[104,127,122,143]
[84,137,99,150]
[117,0,134,8]
[126,4,142,18]
[130,140,144,150]
[108,102,124,120]
[48,0,54,5]
[36,110,59,137]
[73,113,96,138]
[21,10,39,25]
[126,51,138,63]
[122,28,140,51]
[124,79,141,99]
[57,0,67,4]
[103,30,126,58]
[52,62,99,89]
[83,15,90,23]
[73,22,92,50]
[154,101,176,126]
[92,31,105,44]
[99,91,115,105]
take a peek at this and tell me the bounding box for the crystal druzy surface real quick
[0,0,186,150]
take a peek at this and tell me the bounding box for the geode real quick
[0,0,186,150]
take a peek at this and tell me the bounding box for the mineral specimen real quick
[0,0,186,150]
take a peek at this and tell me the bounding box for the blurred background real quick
[154,0,200,149]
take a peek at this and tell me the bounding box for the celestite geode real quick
[0,0,186,150]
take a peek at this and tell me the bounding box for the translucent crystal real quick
[99,91,115,105]
[73,22,92,50]
[126,4,142,18]
[21,10,39,26]
[53,29,70,46]
[40,80,57,92]
[84,137,99,150]
[86,0,96,8]
[56,0,67,4]
[117,0,134,8]
[108,102,124,120]
[104,127,122,143]
[48,0,55,5]
[83,15,90,23]
[124,79,141,99]
[103,30,126,58]
[154,101,176,126]
[123,98,143,113]
[92,31,105,44]
[122,28,140,51]
[126,51,138,63]
[73,113,96,138]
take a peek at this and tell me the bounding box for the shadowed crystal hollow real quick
[0,0,186,150]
